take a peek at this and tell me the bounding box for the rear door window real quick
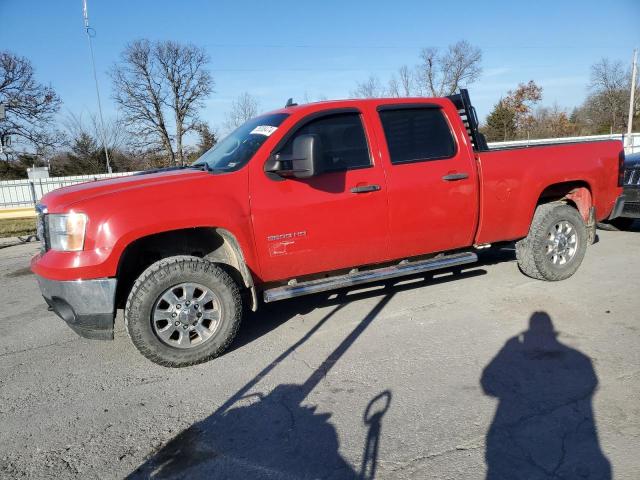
[379,108,456,164]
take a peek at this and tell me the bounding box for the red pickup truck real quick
[31,90,626,367]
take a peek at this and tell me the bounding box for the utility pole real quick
[627,48,638,148]
[82,0,112,174]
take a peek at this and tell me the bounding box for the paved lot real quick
[0,229,639,479]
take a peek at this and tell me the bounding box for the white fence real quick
[0,171,137,208]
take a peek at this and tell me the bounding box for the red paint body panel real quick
[31,97,623,287]
[474,141,621,244]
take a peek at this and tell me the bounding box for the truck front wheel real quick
[516,203,587,281]
[124,256,242,367]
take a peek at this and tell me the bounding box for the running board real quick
[263,252,478,303]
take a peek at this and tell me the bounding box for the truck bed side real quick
[474,140,622,244]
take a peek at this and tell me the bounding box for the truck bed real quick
[474,139,622,245]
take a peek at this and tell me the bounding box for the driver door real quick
[249,109,390,282]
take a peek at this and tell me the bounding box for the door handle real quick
[350,184,381,193]
[442,173,469,181]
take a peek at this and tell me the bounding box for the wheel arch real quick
[536,180,593,222]
[115,227,256,311]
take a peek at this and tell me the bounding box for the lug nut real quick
[174,321,180,326]
[194,304,199,309]
[196,312,202,318]
[171,313,177,318]
[185,301,190,306]
[176,304,181,309]
[182,324,188,329]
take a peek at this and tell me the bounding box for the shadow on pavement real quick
[232,259,492,353]
[481,312,611,479]
[130,257,497,478]
[130,295,396,479]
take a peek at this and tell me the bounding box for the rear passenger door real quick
[374,104,478,259]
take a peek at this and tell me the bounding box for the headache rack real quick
[446,89,489,152]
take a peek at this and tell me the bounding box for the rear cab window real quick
[378,107,456,164]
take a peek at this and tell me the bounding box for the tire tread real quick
[124,256,242,367]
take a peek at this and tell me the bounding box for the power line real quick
[204,42,633,51]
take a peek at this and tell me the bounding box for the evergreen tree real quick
[483,100,517,142]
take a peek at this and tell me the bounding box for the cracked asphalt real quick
[0,227,639,479]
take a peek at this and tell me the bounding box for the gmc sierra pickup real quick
[31,90,626,367]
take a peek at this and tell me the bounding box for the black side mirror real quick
[267,134,322,179]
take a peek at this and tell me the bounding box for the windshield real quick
[193,113,289,172]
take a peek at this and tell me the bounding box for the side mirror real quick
[267,134,322,179]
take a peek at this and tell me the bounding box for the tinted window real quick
[280,113,371,172]
[379,108,455,164]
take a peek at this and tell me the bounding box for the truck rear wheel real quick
[516,203,587,281]
[124,256,242,367]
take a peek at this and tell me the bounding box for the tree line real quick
[0,41,259,179]
[0,40,638,180]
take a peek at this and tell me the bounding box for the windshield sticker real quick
[250,125,278,136]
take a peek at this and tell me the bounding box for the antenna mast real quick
[82,0,112,174]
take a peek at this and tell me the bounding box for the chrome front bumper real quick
[36,275,117,340]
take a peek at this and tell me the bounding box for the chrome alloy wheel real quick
[546,220,578,265]
[152,282,222,349]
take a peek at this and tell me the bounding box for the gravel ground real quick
[0,228,638,479]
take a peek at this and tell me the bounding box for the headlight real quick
[47,212,87,251]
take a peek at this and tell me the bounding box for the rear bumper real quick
[607,194,626,220]
[36,275,117,340]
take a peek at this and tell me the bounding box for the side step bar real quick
[263,251,478,303]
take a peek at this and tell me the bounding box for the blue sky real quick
[1,0,639,133]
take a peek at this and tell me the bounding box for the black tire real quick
[125,256,242,367]
[597,218,636,231]
[516,203,587,281]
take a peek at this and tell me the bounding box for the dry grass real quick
[0,217,36,238]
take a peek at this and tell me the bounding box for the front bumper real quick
[607,194,626,220]
[620,188,640,218]
[36,275,117,340]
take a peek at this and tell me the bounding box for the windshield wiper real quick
[186,163,212,172]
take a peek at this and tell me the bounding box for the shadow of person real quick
[481,312,611,479]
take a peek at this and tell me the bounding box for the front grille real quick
[35,204,49,252]
[623,168,640,186]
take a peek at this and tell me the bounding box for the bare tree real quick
[223,92,259,132]
[588,58,631,132]
[416,40,482,96]
[351,75,386,98]
[110,39,213,165]
[0,51,62,160]
[388,66,415,97]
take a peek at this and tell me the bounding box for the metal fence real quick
[0,172,137,208]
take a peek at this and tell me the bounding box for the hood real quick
[41,168,209,212]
